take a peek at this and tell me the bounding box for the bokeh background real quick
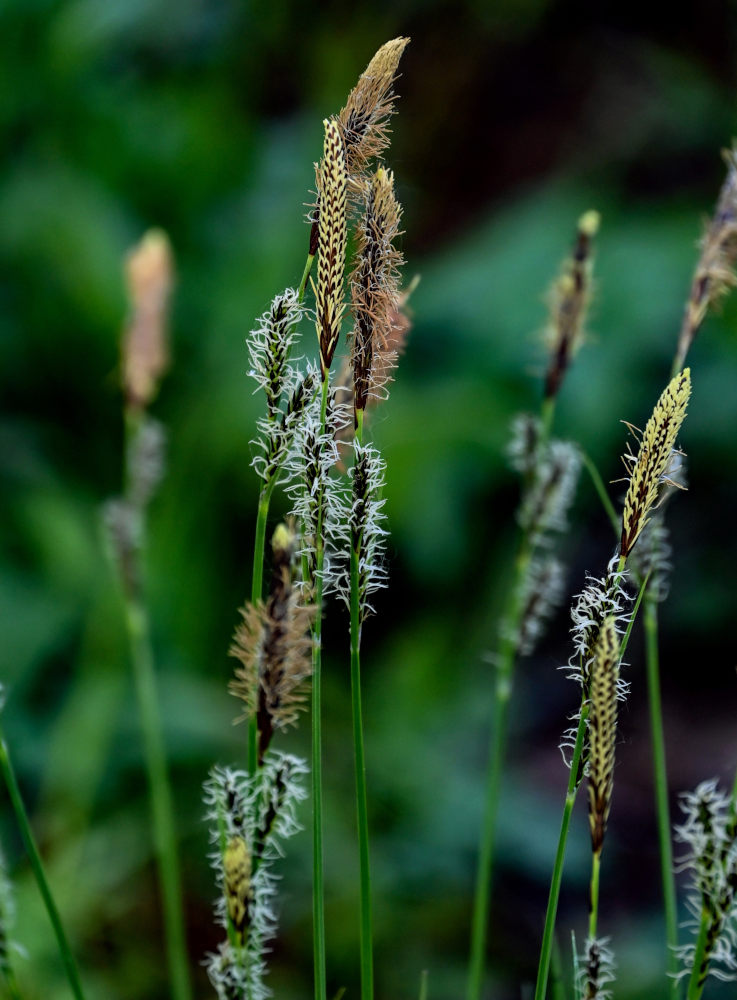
[3,2,737,998]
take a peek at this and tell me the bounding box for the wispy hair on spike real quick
[247,288,303,420]
[619,368,691,560]
[0,843,18,990]
[675,146,737,371]
[587,617,620,857]
[576,936,616,1000]
[674,779,737,987]
[351,166,403,421]
[314,119,348,376]
[544,210,600,400]
[343,441,388,620]
[229,524,314,763]
[518,439,581,545]
[253,368,318,486]
[514,556,566,657]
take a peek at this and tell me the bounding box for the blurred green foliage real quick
[3,1,737,998]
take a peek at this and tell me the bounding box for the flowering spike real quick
[587,617,620,856]
[620,368,691,560]
[315,119,348,376]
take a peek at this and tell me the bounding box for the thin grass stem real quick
[467,539,533,1000]
[124,597,192,1000]
[311,374,330,1000]
[588,853,601,940]
[350,419,374,1000]
[686,909,710,1000]
[550,935,567,1000]
[419,969,429,1000]
[248,480,277,773]
[644,594,680,996]
[0,729,86,1000]
[581,452,620,537]
[299,253,316,303]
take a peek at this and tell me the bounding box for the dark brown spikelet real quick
[543,210,599,401]
[315,119,348,376]
[351,166,403,421]
[675,146,737,372]
[229,524,314,763]
[122,229,173,411]
[587,617,620,857]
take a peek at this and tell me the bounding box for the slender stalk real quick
[467,538,533,1000]
[549,936,566,1000]
[2,967,22,1000]
[581,453,620,537]
[686,909,710,1000]
[587,853,601,940]
[248,480,277,773]
[534,705,589,1000]
[350,418,374,1000]
[311,375,330,1000]
[0,730,86,1000]
[644,594,680,996]
[299,253,316,302]
[125,597,191,1000]
[419,969,429,1000]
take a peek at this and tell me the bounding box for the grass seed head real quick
[315,119,348,376]
[587,616,620,856]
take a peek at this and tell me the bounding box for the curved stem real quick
[644,595,680,996]
[581,452,619,538]
[0,730,86,1000]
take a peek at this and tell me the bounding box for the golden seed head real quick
[223,835,251,943]
[587,616,620,856]
[620,368,691,560]
[122,229,173,410]
[315,118,348,375]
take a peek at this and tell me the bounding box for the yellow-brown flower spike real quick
[587,616,620,857]
[315,118,348,376]
[122,229,173,411]
[229,524,314,763]
[338,37,410,186]
[351,166,403,420]
[543,210,599,400]
[620,368,691,561]
[223,835,252,944]
[675,146,737,372]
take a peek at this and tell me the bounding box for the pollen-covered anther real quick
[619,368,691,561]
[314,119,348,376]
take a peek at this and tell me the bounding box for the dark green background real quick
[2,1,737,997]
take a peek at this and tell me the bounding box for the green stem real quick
[299,253,316,302]
[0,730,86,1000]
[419,969,429,1000]
[644,595,680,996]
[249,480,277,774]
[581,452,619,537]
[350,419,373,1000]
[1,967,22,1000]
[311,375,330,1000]
[588,852,601,940]
[466,540,533,1000]
[549,936,566,1000]
[686,908,710,1000]
[534,705,590,1000]
[125,598,192,1000]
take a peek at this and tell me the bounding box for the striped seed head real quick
[338,37,410,186]
[247,288,302,420]
[619,368,691,561]
[122,229,173,411]
[543,210,599,400]
[229,524,314,760]
[315,119,348,376]
[578,937,616,1000]
[351,166,403,418]
[676,146,737,370]
[587,616,620,856]
[223,835,252,945]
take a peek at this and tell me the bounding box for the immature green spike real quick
[224,836,252,944]
[587,617,620,857]
[620,369,691,560]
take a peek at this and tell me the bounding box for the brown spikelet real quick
[675,146,737,372]
[315,119,348,376]
[229,524,314,763]
[338,37,409,185]
[619,368,691,560]
[223,835,252,944]
[544,210,599,400]
[122,229,173,411]
[587,617,620,856]
[351,166,403,420]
